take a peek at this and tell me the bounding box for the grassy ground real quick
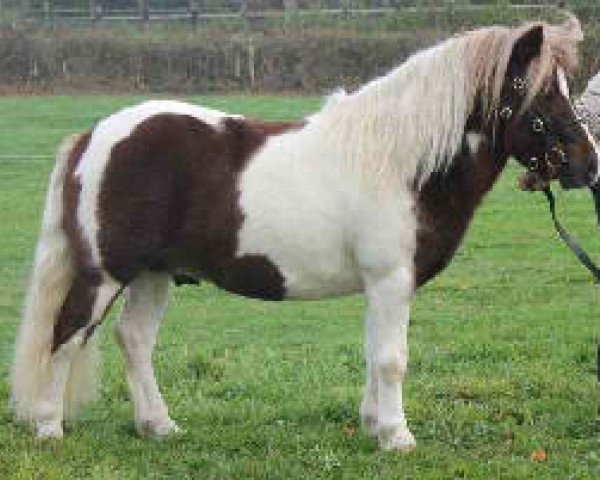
[1,95,600,479]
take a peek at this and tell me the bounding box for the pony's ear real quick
[508,25,544,74]
[561,13,583,41]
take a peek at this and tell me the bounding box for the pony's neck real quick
[415,137,509,286]
[314,35,472,190]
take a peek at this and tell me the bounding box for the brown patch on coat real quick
[243,118,305,136]
[62,132,92,267]
[415,138,507,287]
[53,131,104,352]
[52,269,101,352]
[97,114,303,300]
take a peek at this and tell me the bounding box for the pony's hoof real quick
[378,427,416,452]
[138,418,182,439]
[35,422,63,439]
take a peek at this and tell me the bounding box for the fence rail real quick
[15,3,566,29]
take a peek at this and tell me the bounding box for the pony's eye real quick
[532,118,545,133]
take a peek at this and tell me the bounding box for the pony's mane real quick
[311,16,582,190]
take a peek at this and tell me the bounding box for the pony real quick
[12,16,599,451]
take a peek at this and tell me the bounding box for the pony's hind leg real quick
[115,271,178,438]
[33,271,120,438]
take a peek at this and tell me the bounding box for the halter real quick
[496,75,573,180]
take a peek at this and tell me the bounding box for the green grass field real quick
[1,96,600,479]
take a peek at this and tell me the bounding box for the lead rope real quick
[542,186,600,414]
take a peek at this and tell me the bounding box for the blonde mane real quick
[311,15,583,190]
[466,16,581,118]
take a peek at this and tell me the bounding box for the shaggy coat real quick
[12,16,598,450]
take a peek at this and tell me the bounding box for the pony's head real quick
[469,16,599,191]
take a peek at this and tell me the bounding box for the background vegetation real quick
[0,1,598,93]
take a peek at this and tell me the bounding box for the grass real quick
[1,95,600,478]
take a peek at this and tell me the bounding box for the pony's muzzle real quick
[558,154,599,190]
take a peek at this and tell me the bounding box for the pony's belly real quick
[281,264,362,300]
[192,252,361,301]
[228,235,362,300]
[234,227,363,300]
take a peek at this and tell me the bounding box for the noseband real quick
[496,75,582,178]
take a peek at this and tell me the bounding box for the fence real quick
[4,1,594,33]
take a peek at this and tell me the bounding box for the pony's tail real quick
[11,134,98,422]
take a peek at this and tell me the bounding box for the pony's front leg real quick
[360,311,378,436]
[363,266,415,451]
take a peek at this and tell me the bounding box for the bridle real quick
[495,75,576,181]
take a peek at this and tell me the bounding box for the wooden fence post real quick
[283,0,298,13]
[240,0,250,34]
[341,0,350,19]
[43,0,53,29]
[283,0,297,24]
[189,0,200,31]
[21,0,30,21]
[248,37,255,89]
[138,0,149,32]
[90,0,102,26]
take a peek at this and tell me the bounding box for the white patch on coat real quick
[235,31,473,299]
[236,119,417,299]
[466,132,485,155]
[76,100,233,269]
[236,31,476,299]
[557,67,571,99]
[236,126,365,299]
